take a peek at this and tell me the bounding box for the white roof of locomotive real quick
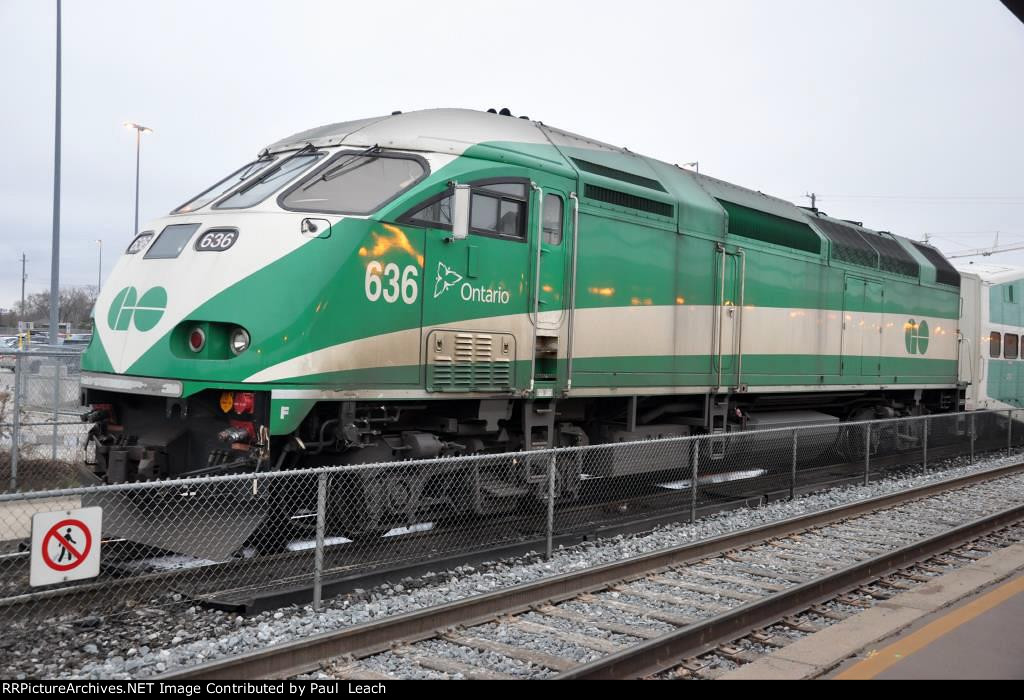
[265,108,627,158]
[955,261,1024,285]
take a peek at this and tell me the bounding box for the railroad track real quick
[158,459,1024,680]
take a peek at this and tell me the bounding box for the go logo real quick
[904,318,930,355]
[108,287,168,332]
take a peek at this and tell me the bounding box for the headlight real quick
[126,232,154,254]
[230,327,250,356]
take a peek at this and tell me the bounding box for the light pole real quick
[682,161,699,175]
[123,122,152,236]
[49,0,62,346]
[96,239,103,291]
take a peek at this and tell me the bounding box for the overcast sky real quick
[1,0,1022,309]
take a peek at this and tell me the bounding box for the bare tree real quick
[14,286,98,329]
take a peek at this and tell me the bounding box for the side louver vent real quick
[816,218,879,269]
[428,331,514,392]
[913,241,961,287]
[571,158,667,193]
[583,184,674,218]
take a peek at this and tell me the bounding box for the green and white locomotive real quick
[82,108,967,513]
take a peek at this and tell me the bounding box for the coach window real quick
[543,194,563,245]
[990,332,1002,358]
[1005,333,1019,360]
[470,182,528,240]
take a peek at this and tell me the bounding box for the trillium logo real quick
[904,318,930,355]
[432,261,511,305]
[107,287,168,332]
[434,262,463,299]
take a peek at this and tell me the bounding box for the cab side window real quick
[470,182,527,239]
[1005,333,1019,360]
[401,181,529,240]
[543,194,563,245]
[407,194,453,228]
[990,332,1002,358]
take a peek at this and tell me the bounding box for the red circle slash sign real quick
[42,519,93,572]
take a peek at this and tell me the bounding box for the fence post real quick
[691,439,700,524]
[1008,409,1014,458]
[864,422,871,486]
[10,354,21,491]
[922,416,928,469]
[970,412,976,463]
[545,454,555,560]
[312,472,327,610]
[790,428,798,501]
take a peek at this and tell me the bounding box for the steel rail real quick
[556,501,1024,679]
[158,460,1024,680]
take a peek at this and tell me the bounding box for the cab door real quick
[532,186,572,388]
[403,181,533,394]
[536,189,569,332]
[842,277,866,377]
[841,276,884,378]
[713,246,744,390]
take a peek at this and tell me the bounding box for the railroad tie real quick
[720,560,809,584]
[391,647,518,680]
[536,605,662,639]
[675,567,788,592]
[809,604,847,621]
[327,663,394,682]
[776,537,888,557]
[647,575,761,602]
[611,583,733,614]
[441,633,578,672]
[509,618,622,653]
[577,594,697,627]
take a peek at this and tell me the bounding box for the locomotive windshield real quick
[279,152,426,215]
[215,150,325,209]
[172,156,277,214]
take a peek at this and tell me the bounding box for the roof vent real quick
[499,107,512,116]
[487,108,497,114]
[391,110,402,115]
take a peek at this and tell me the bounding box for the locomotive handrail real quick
[735,248,746,391]
[529,182,543,393]
[714,244,726,390]
[566,192,580,391]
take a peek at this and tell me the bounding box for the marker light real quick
[233,392,255,415]
[230,327,250,355]
[188,327,206,353]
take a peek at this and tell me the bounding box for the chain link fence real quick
[0,348,88,494]
[0,407,1019,626]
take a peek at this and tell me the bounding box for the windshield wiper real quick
[302,144,381,190]
[232,142,318,197]
[238,157,274,181]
